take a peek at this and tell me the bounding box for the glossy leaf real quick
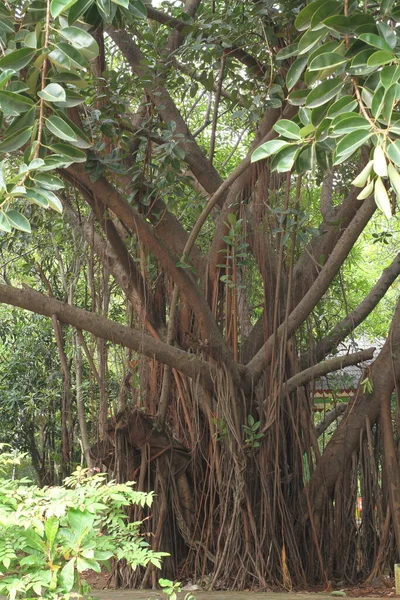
[50,0,79,18]
[286,56,308,91]
[305,78,343,109]
[380,65,400,89]
[308,52,347,71]
[0,90,34,115]
[6,210,31,233]
[0,126,33,152]
[273,119,301,140]
[59,27,99,60]
[295,0,327,31]
[332,115,370,136]
[0,211,11,232]
[38,83,66,102]
[54,43,90,70]
[367,50,394,68]
[31,173,64,190]
[386,141,400,167]
[0,48,36,71]
[358,33,393,53]
[130,0,147,18]
[326,96,358,118]
[45,115,79,142]
[67,0,94,24]
[334,130,372,164]
[34,187,63,212]
[298,28,327,55]
[270,145,301,173]
[251,140,289,163]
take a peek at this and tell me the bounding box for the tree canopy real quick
[0,0,399,591]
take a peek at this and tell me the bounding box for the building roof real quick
[313,336,384,396]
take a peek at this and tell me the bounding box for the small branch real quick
[301,252,400,368]
[209,57,225,163]
[315,403,348,438]
[285,347,375,395]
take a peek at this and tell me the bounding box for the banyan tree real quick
[0,0,400,589]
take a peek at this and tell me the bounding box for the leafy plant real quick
[0,464,167,600]
[243,415,263,449]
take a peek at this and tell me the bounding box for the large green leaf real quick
[387,141,400,167]
[331,115,371,136]
[25,188,50,208]
[298,28,327,55]
[6,107,36,136]
[38,83,66,102]
[0,48,36,71]
[0,90,34,116]
[334,130,372,164]
[286,56,308,91]
[271,145,301,173]
[305,78,343,109]
[371,86,385,119]
[6,210,31,233]
[50,143,86,162]
[53,111,91,148]
[50,0,79,18]
[0,126,33,152]
[309,1,341,30]
[68,509,95,539]
[251,140,289,163]
[129,0,147,18]
[53,90,84,107]
[295,0,327,31]
[0,210,11,232]
[45,115,79,142]
[359,33,393,53]
[31,173,64,190]
[59,558,76,593]
[34,187,63,212]
[380,65,400,89]
[308,52,347,71]
[67,0,94,23]
[367,50,394,68]
[59,26,99,60]
[273,119,301,140]
[0,69,16,89]
[45,517,59,550]
[54,43,90,70]
[326,95,358,118]
[276,43,299,61]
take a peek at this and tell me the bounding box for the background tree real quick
[0,0,399,589]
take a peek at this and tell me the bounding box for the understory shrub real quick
[0,458,167,600]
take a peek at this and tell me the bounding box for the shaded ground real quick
[93,592,397,600]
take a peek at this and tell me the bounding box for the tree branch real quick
[146,6,266,77]
[246,196,376,384]
[315,403,348,438]
[301,252,400,369]
[107,26,224,196]
[285,347,375,396]
[0,283,216,387]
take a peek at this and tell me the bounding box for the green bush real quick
[0,462,167,600]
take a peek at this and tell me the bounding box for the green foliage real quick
[251,0,400,219]
[0,464,167,600]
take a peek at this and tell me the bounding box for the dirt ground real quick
[93,592,398,600]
